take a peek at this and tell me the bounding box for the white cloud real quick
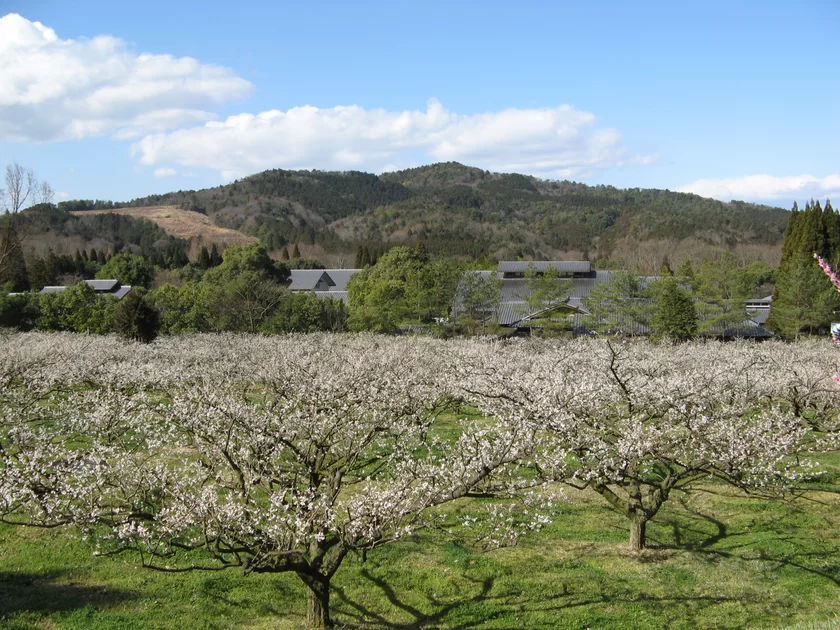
[153,167,177,178]
[680,174,840,202]
[131,99,652,179]
[0,13,252,143]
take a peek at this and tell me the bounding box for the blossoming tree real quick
[2,335,542,629]
[452,338,820,551]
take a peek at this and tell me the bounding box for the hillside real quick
[14,203,190,263]
[71,206,258,251]
[50,163,790,270]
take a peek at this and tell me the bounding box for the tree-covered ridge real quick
[55,162,790,268]
[16,203,190,263]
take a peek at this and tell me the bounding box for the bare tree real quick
[3,162,38,214]
[35,180,55,206]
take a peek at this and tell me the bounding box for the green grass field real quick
[2,480,840,630]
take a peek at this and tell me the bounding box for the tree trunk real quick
[629,515,647,552]
[303,575,332,629]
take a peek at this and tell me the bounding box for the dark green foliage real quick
[96,253,155,289]
[772,199,840,338]
[37,282,116,333]
[0,215,29,291]
[347,246,463,332]
[209,243,222,267]
[286,257,325,270]
[452,271,502,335]
[197,246,211,269]
[113,289,160,343]
[0,292,40,330]
[54,163,787,264]
[651,279,698,341]
[770,252,840,338]
[204,244,289,284]
[262,292,347,333]
[14,204,190,269]
[291,243,301,259]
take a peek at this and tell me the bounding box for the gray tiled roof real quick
[38,280,132,300]
[498,261,592,274]
[85,279,120,292]
[322,269,361,292]
[288,269,333,291]
[748,309,770,324]
[314,291,349,304]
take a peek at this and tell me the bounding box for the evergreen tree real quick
[113,288,160,343]
[770,252,840,339]
[292,244,301,259]
[25,250,50,291]
[582,269,653,336]
[197,246,211,269]
[0,214,29,291]
[651,278,697,342]
[519,263,573,335]
[209,243,222,267]
[676,257,696,286]
[772,198,840,337]
[281,247,290,261]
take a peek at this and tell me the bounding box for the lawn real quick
[2,482,839,629]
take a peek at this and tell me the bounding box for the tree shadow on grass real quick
[653,501,840,587]
[333,568,748,629]
[0,570,136,617]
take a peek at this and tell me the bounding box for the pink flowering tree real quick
[815,253,840,385]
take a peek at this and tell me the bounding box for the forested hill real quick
[62,162,790,268]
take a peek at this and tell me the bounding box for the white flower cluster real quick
[1,332,837,611]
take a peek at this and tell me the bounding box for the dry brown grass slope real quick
[71,206,259,251]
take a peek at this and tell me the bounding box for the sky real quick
[1,0,838,208]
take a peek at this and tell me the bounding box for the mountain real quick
[36,162,790,271]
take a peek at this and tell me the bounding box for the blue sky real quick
[2,0,838,208]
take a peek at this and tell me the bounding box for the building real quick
[454,262,774,339]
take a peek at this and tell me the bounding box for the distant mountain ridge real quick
[41,162,790,271]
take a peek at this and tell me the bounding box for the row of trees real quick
[2,241,781,341]
[1,334,835,628]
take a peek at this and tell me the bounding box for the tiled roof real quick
[288,269,333,291]
[321,269,361,292]
[497,261,592,274]
[37,280,132,300]
[86,279,120,292]
[314,291,349,304]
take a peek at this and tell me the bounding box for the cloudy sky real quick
[2,0,838,207]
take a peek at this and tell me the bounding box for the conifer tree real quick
[0,214,29,291]
[772,199,840,337]
[292,243,301,259]
[209,243,222,267]
[197,246,211,269]
[281,247,290,261]
[651,278,697,341]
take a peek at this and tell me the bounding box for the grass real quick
[2,481,840,629]
[70,206,259,249]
